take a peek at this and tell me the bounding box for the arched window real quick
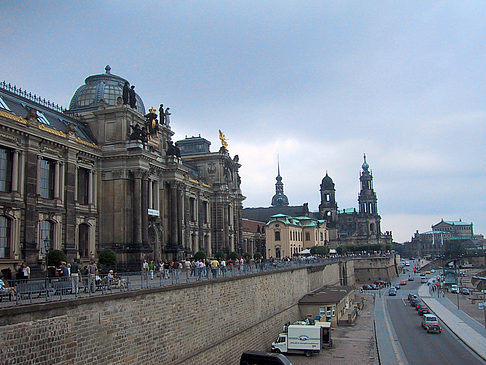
[0,216,11,258]
[370,223,375,233]
[275,231,281,241]
[79,223,89,258]
[40,220,54,255]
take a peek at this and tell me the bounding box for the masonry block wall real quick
[0,257,394,365]
[353,256,398,283]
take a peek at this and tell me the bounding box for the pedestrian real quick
[71,259,80,296]
[220,258,226,277]
[149,260,155,280]
[210,258,219,278]
[87,260,97,293]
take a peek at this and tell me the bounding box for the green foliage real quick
[99,249,117,266]
[444,241,466,260]
[194,251,207,260]
[47,249,66,267]
[310,246,330,256]
[243,252,252,260]
[336,246,348,255]
[214,251,224,259]
[228,251,239,261]
[254,252,262,260]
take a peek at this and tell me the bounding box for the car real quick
[422,314,441,334]
[400,281,407,286]
[420,272,426,277]
[461,288,470,295]
[408,276,415,281]
[419,307,431,316]
[427,323,442,334]
[426,270,431,274]
[450,285,459,294]
[395,285,401,290]
[416,303,426,311]
[408,293,417,301]
[362,284,372,290]
[410,298,421,307]
[370,284,378,290]
[421,277,428,283]
[388,288,397,296]
[240,351,292,365]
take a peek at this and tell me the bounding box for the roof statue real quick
[219,129,228,149]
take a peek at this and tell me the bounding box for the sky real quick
[1,1,485,242]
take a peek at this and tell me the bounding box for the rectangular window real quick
[305,232,310,241]
[77,167,89,205]
[190,197,196,222]
[275,231,281,241]
[0,148,12,192]
[0,216,10,258]
[40,159,55,199]
[202,201,208,223]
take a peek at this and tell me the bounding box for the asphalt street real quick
[385,269,483,365]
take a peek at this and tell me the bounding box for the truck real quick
[271,321,331,357]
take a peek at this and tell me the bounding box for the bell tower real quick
[319,171,338,227]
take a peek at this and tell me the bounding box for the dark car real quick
[461,288,470,295]
[395,285,401,290]
[419,307,431,316]
[408,276,415,281]
[240,351,292,365]
[408,293,417,302]
[410,298,421,307]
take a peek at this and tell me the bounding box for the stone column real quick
[74,166,78,203]
[177,185,183,248]
[155,181,159,211]
[141,174,149,247]
[148,179,153,209]
[59,162,65,202]
[169,182,178,247]
[133,170,143,245]
[12,150,18,192]
[19,151,24,196]
[92,170,97,207]
[36,157,41,196]
[88,170,93,205]
[54,161,60,199]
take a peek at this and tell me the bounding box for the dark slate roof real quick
[0,82,97,144]
[242,204,309,223]
[299,286,355,305]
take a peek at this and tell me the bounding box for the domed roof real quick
[68,65,145,114]
[321,172,334,189]
[271,193,289,207]
[362,154,370,172]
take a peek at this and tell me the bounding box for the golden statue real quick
[219,129,228,149]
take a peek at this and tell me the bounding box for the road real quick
[385,266,483,365]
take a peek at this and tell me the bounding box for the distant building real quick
[265,214,328,259]
[241,218,266,256]
[403,219,482,258]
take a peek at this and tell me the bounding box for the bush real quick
[243,252,252,261]
[194,251,207,260]
[228,251,239,261]
[99,249,117,266]
[47,249,66,267]
[214,251,224,259]
[254,252,262,260]
[336,246,348,255]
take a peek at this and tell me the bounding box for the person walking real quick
[70,259,80,296]
[210,258,219,278]
[87,260,97,293]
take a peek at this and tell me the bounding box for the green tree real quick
[243,252,252,261]
[310,246,330,256]
[214,251,224,259]
[99,249,117,266]
[254,252,262,260]
[194,251,207,261]
[336,246,348,255]
[47,249,67,267]
[229,251,239,261]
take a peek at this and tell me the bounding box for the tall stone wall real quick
[0,264,342,365]
[353,256,398,283]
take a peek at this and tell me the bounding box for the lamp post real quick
[43,238,50,280]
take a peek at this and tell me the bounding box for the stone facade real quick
[353,256,399,284]
[0,67,244,274]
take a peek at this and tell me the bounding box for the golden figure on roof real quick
[219,129,228,149]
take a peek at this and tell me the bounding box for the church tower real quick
[358,154,381,236]
[319,172,338,227]
[271,161,289,207]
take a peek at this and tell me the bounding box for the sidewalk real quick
[418,284,486,361]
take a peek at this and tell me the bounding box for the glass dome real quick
[69,65,145,114]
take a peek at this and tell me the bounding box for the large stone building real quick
[0,66,244,274]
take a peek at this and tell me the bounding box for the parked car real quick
[395,285,401,290]
[418,307,431,316]
[416,303,426,311]
[408,293,417,301]
[400,281,407,286]
[410,298,421,307]
[408,276,415,281]
[461,288,470,295]
[388,288,397,296]
[422,314,441,334]
[450,285,459,294]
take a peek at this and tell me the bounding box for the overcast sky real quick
[1,1,485,242]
